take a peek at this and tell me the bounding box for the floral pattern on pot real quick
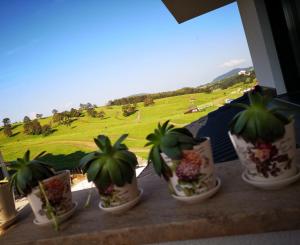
[162,138,216,197]
[98,176,139,208]
[27,170,73,224]
[229,121,297,182]
[248,142,292,178]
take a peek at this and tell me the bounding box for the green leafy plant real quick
[145,120,198,180]
[9,150,55,196]
[79,134,137,190]
[229,92,291,143]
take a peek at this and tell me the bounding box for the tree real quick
[97,110,105,119]
[42,124,53,136]
[2,118,12,137]
[86,102,93,109]
[23,116,31,124]
[2,118,10,126]
[144,96,155,107]
[31,119,42,135]
[202,87,213,94]
[107,100,113,106]
[3,125,12,137]
[79,103,85,110]
[87,108,97,118]
[52,109,58,115]
[70,108,81,118]
[53,113,63,124]
[61,111,72,126]
[36,114,43,119]
[122,104,137,117]
[24,122,32,135]
[79,103,93,110]
[23,117,32,135]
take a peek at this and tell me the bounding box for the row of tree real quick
[107,88,212,106]
[1,103,100,137]
[23,116,53,136]
[107,72,256,106]
[86,108,106,118]
[52,108,82,126]
[1,117,53,138]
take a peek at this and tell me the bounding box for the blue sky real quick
[0,0,252,122]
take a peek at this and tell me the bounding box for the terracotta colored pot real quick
[229,121,297,182]
[161,138,217,197]
[0,182,17,222]
[27,170,73,224]
[97,175,139,208]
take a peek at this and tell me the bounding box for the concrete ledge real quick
[1,150,300,244]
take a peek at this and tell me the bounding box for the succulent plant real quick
[145,120,198,179]
[79,134,137,190]
[9,150,55,196]
[229,92,291,143]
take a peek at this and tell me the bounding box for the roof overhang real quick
[162,0,235,23]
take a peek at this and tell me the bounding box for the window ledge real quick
[1,150,300,244]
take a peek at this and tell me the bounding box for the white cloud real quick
[220,59,246,68]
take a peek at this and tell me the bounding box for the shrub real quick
[87,108,97,117]
[122,104,137,117]
[3,125,13,137]
[42,124,53,136]
[144,96,155,107]
[31,119,42,135]
[97,110,105,119]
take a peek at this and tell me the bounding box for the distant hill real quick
[110,68,256,106]
[212,67,253,82]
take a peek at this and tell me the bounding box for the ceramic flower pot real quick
[27,170,74,224]
[97,175,140,209]
[229,121,297,183]
[161,137,217,198]
[0,182,17,223]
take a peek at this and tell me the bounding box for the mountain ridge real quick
[212,66,253,82]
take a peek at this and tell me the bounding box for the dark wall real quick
[264,0,300,93]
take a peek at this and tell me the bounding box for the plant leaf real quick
[114,134,128,149]
[87,159,104,182]
[151,146,163,176]
[24,150,30,162]
[34,151,47,160]
[160,145,182,160]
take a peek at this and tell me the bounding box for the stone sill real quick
[1,150,300,245]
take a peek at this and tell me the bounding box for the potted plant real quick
[145,120,220,203]
[9,150,75,229]
[79,134,142,213]
[228,92,298,188]
[0,152,17,228]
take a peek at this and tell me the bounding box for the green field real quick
[0,82,254,170]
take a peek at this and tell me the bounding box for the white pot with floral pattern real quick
[161,138,217,197]
[229,121,297,182]
[97,175,139,208]
[27,170,74,224]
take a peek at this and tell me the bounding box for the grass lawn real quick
[0,82,255,170]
